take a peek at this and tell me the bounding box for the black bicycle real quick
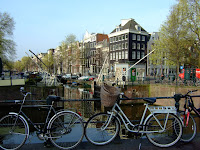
[0,87,84,150]
[174,90,200,142]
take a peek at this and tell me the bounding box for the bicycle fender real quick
[8,112,30,136]
[143,114,153,127]
[47,110,83,130]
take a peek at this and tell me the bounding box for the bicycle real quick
[174,90,200,143]
[85,85,183,148]
[0,87,84,150]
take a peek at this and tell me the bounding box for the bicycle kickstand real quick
[138,133,143,150]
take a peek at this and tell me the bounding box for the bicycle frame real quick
[107,102,169,134]
[12,92,58,134]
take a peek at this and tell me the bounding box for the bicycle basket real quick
[100,83,120,107]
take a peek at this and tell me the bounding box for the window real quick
[125,42,128,49]
[119,36,121,41]
[132,51,136,59]
[119,51,121,59]
[137,35,140,41]
[137,43,140,49]
[110,45,113,51]
[110,37,113,43]
[119,43,121,50]
[122,51,124,59]
[116,36,118,42]
[125,34,128,40]
[141,44,145,50]
[125,51,128,59]
[122,43,125,49]
[142,36,145,41]
[116,52,118,61]
[132,34,136,40]
[141,52,144,58]
[137,52,140,59]
[132,42,136,49]
[122,35,125,40]
[116,44,118,50]
[135,25,141,31]
[114,37,116,42]
[113,45,116,51]
[113,52,116,60]
[110,53,113,60]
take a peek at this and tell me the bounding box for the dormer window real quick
[135,25,141,31]
[116,27,121,32]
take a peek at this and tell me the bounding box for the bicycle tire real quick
[0,114,29,150]
[145,113,182,147]
[47,111,84,150]
[84,113,120,146]
[179,111,196,142]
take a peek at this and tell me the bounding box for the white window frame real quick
[132,34,136,40]
[110,37,113,43]
[119,51,121,59]
[142,36,145,41]
[137,43,140,50]
[141,43,145,50]
[113,52,116,60]
[122,51,124,59]
[116,44,118,50]
[122,43,125,49]
[116,52,118,61]
[141,51,144,58]
[125,51,128,59]
[122,35,125,41]
[119,43,121,50]
[137,35,140,41]
[132,51,136,59]
[132,42,136,49]
[137,51,140,59]
[119,35,121,41]
[125,42,128,49]
[125,34,128,40]
[110,53,113,60]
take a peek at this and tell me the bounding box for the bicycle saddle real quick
[46,95,61,105]
[143,97,156,104]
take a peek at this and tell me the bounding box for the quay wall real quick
[122,84,200,110]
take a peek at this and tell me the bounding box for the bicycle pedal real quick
[44,141,54,148]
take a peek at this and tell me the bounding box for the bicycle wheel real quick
[145,113,182,147]
[179,111,196,142]
[84,113,120,145]
[48,111,84,150]
[0,114,29,150]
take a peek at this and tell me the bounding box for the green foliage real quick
[42,52,54,73]
[0,12,16,61]
[150,0,200,74]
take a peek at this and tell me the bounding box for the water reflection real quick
[63,85,101,120]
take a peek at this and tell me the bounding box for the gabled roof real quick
[110,19,147,34]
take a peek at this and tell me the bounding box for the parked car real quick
[89,75,98,81]
[78,76,90,81]
[62,74,71,79]
[71,75,78,79]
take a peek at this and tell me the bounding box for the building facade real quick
[109,18,149,81]
[83,31,109,75]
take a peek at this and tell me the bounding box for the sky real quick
[0,0,177,61]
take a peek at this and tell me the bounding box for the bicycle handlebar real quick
[181,90,198,98]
